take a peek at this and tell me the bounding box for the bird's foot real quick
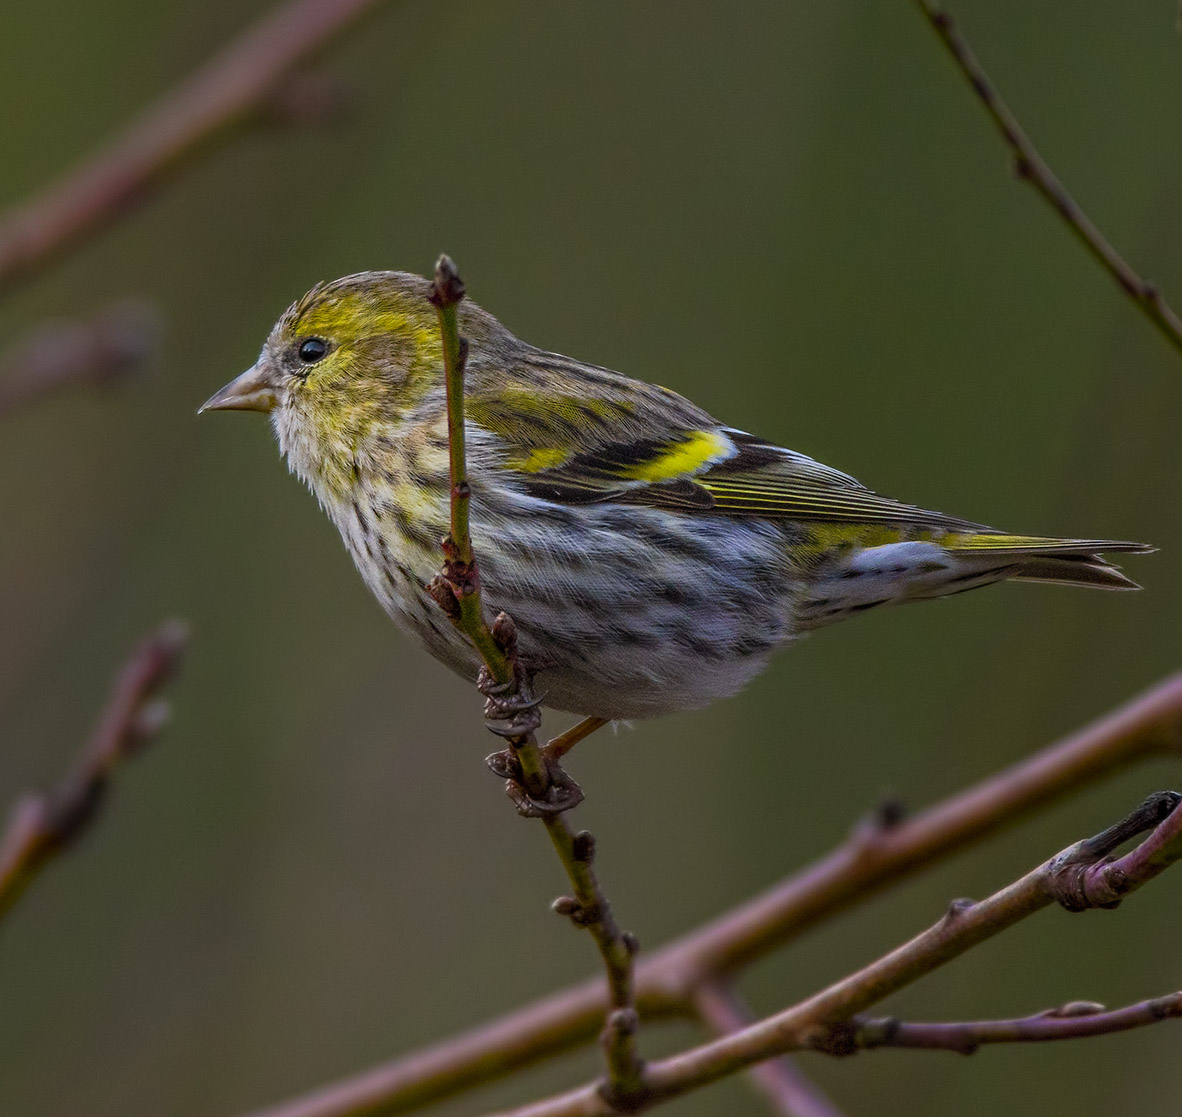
[478,664,543,739]
[486,748,585,817]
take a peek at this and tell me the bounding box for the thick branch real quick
[484,793,1182,1116]
[0,621,187,922]
[915,1,1182,357]
[0,0,384,294]
[0,300,161,418]
[848,992,1182,1055]
[243,671,1182,1117]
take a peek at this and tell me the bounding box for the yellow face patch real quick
[288,283,443,371]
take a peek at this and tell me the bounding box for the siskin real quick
[202,271,1151,720]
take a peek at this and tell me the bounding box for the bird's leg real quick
[543,716,609,764]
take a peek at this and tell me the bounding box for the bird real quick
[201,270,1151,721]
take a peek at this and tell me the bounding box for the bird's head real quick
[200,270,450,486]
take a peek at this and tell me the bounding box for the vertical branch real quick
[426,258,511,683]
[426,255,645,1106]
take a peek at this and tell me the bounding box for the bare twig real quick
[0,300,162,418]
[0,0,385,294]
[426,257,645,1106]
[243,671,1182,1117]
[915,1,1182,358]
[482,792,1182,1117]
[695,981,846,1117]
[848,992,1182,1054]
[0,621,187,923]
[425,257,513,685]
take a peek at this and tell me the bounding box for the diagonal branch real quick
[914,1,1182,358]
[0,621,187,923]
[0,0,386,295]
[241,671,1182,1117]
[482,791,1182,1116]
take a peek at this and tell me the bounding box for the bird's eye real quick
[298,337,329,364]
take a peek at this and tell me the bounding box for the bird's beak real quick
[199,363,279,414]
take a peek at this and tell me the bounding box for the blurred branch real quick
[0,621,187,923]
[426,257,645,1107]
[915,1,1182,358]
[845,991,1182,1054]
[0,0,385,295]
[694,981,846,1117]
[242,668,1182,1117]
[480,792,1182,1117]
[0,300,162,418]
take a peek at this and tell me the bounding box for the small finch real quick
[202,271,1151,720]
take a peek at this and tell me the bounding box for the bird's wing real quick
[466,367,1150,583]
[466,367,983,532]
[534,426,984,530]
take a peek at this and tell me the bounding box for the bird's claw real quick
[478,665,543,739]
[485,750,585,817]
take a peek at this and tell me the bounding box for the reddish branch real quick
[0,300,161,417]
[915,1,1182,357]
[0,0,385,294]
[695,981,846,1117]
[0,621,187,922]
[480,792,1182,1117]
[243,671,1182,1117]
[848,992,1182,1055]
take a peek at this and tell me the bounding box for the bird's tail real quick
[796,533,1153,631]
[940,534,1154,591]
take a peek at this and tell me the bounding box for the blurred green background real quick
[0,3,1179,1115]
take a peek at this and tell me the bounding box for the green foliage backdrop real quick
[0,3,1178,1114]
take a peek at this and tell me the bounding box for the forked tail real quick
[942,534,1154,591]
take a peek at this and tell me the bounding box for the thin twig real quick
[0,0,385,295]
[915,0,1182,358]
[242,671,1182,1117]
[695,981,846,1117]
[482,792,1182,1116]
[426,257,512,685]
[426,257,645,1106]
[848,992,1182,1054]
[0,621,187,923]
[0,300,162,418]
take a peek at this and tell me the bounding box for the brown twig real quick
[426,257,645,1106]
[0,621,187,923]
[695,981,846,1117]
[481,792,1182,1116]
[242,671,1182,1117]
[0,300,162,418]
[915,1,1182,358]
[847,992,1182,1055]
[0,0,385,295]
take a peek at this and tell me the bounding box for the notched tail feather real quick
[942,534,1155,592]
[1010,556,1143,591]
